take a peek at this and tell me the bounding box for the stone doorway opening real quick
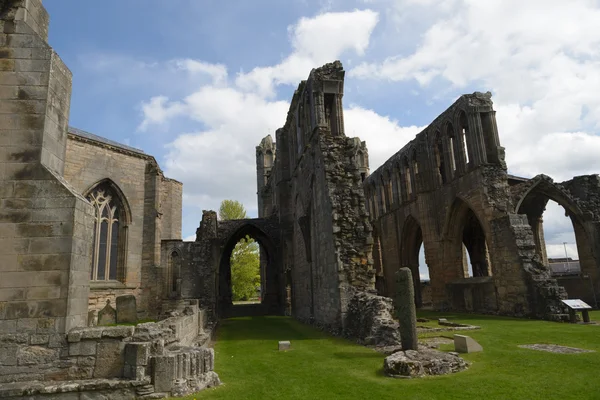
[218,223,282,318]
[517,180,598,306]
[400,215,430,309]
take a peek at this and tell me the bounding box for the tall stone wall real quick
[255,61,397,343]
[363,90,599,319]
[64,132,183,318]
[0,0,94,335]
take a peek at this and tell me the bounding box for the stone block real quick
[116,294,137,324]
[93,341,125,378]
[125,342,149,366]
[278,340,291,351]
[124,364,146,380]
[152,355,175,393]
[0,345,17,365]
[0,319,17,333]
[454,335,483,353]
[80,327,103,340]
[97,300,116,326]
[17,345,58,365]
[30,334,49,345]
[102,325,134,339]
[48,334,67,348]
[69,340,97,356]
[67,329,82,343]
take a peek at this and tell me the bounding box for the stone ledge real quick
[0,377,150,397]
[89,281,137,290]
[67,326,134,343]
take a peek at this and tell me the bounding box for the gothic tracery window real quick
[87,183,123,281]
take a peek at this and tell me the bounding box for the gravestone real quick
[98,300,117,326]
[116,295,137,324]
[454,334,483,353]
[278,341,291,351]
[394,267,418,350]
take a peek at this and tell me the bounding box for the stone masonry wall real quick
[364,90,571,320]
[0,301,218,398]
[0,0,95,338]
[256,61,399,345]
[64,133,183,318]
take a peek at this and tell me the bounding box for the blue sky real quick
[44,0,600,277]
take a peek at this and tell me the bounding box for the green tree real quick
[218,200,261,301]
[219,199,247,220]
[230,237,260,301]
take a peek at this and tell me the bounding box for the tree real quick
[218,200,261,301]
[219,199,247,221]
[230,237,260,301]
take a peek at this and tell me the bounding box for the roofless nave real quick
[0,0,599,396]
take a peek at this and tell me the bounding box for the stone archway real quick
[217,219,283,317]
[400,215,424,308]
[443,198,495,311]
[516,176,598,305]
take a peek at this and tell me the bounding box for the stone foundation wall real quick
[0,302,218,398]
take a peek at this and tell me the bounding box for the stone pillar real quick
[0,0,94,334]
[394,268,418,350]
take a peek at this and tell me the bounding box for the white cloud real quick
[138,96,186,132]
[172,59,228,84]
[235,9,379,97]
[344,105,422,169]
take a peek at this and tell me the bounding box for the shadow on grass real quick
[332,352,383,360]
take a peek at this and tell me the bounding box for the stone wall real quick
[0,301,218,398]
[0,0,95,337]
[362,90,596,319]
[64,131,183,318]
[252,61,399,345]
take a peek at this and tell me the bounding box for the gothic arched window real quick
[87,182,127,282]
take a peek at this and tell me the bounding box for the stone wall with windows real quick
[364,92,599,320]
[63,131,183,318]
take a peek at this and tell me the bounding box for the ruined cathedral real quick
[1,0,599,398]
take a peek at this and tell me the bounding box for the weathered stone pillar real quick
[394,268,418,350]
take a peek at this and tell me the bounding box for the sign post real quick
[561,299,592,323]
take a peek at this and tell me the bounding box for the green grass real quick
[177,311,600,400]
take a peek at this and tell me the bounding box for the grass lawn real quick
[176,311,600,400]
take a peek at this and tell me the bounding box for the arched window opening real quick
[540,200,579,273]
[384,173,393,209]
[459,112,471,166]
[461,209,491,278]
[392,164,402,205]
[264,150,274,168]
[87,183,126,282]
[418,244,432,308]
[434,133,447,184]
[399,216,427,308]
[446,122,458,174]
[403,158,412,199]
[410,151,418,198]
[379,180,387,213]
[167,251,181,298]
[230,235,262,303]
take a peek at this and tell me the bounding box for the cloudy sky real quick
[46,0,600,276]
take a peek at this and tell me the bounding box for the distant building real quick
[548,257,581,276]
